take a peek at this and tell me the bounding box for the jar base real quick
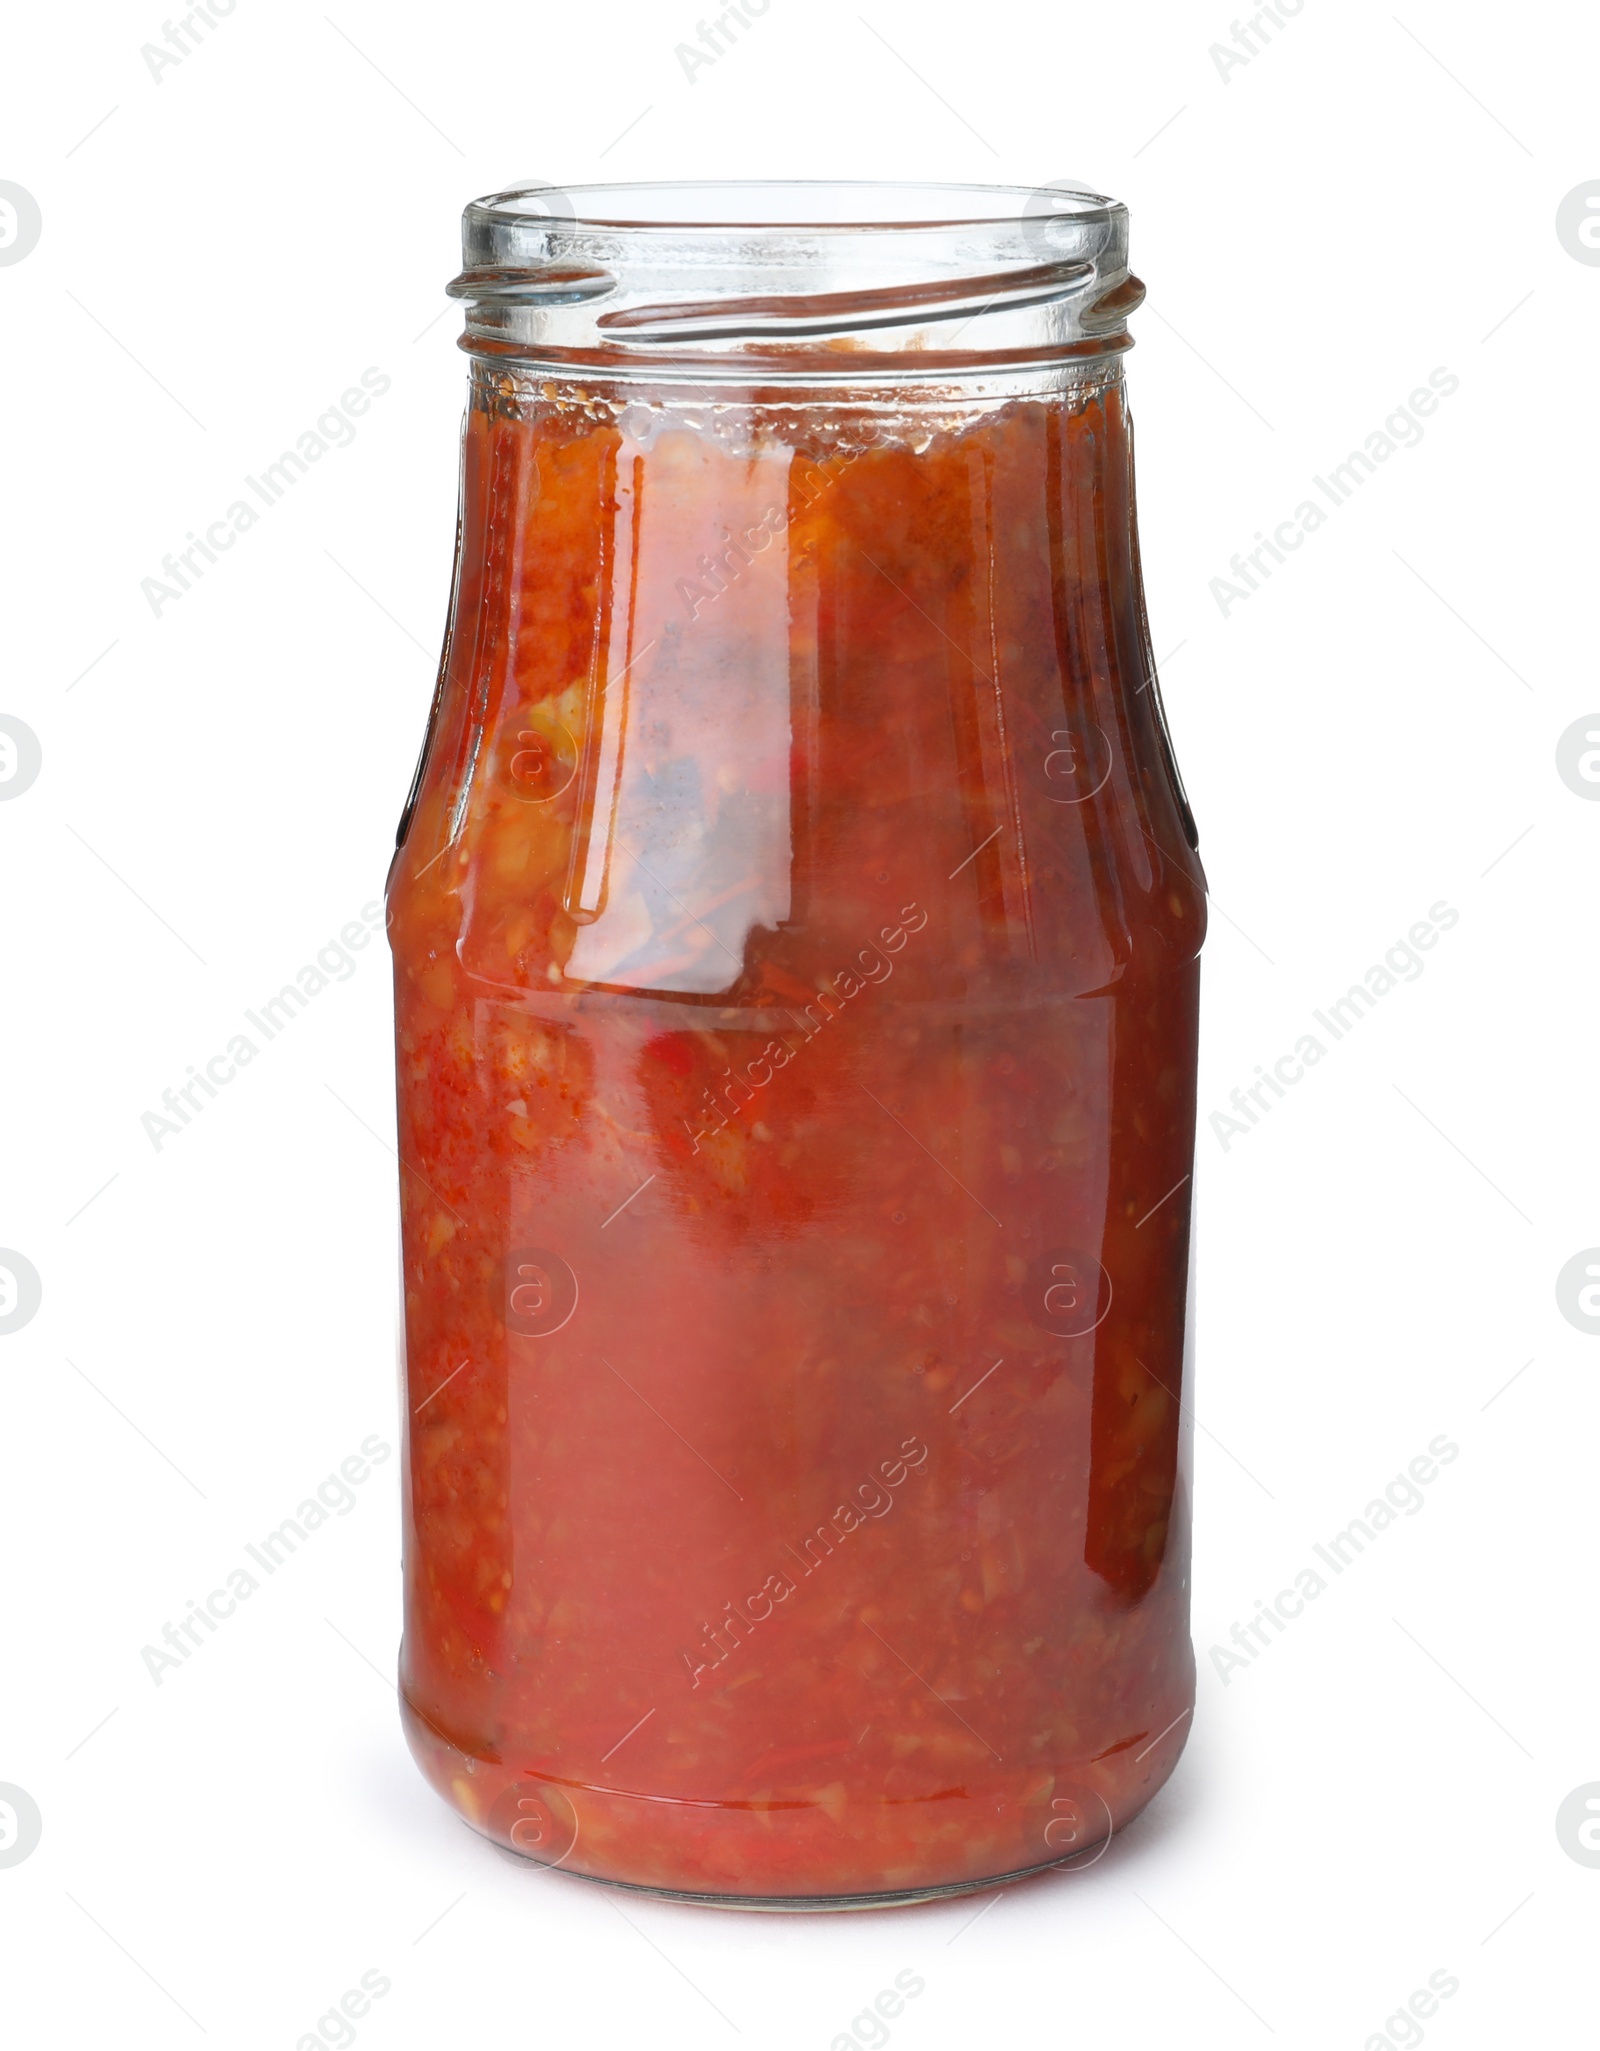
[402,1682,1182,1908]
[479,1823,1113,1912]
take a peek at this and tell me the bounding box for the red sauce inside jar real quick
[388,366,1204,1902]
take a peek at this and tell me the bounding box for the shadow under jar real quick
[387,180,1206,1909]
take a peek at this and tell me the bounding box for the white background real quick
[1,0,1595,2044]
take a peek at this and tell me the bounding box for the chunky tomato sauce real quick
[388,362,1204,1902]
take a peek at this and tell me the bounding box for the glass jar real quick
[387,181,1205,1908]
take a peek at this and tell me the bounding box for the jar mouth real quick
[452,179,1137,380]
[470,178,1117,233]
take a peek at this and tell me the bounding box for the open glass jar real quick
[387,181,1205,1907]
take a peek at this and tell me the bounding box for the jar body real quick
[388,351,1205,1904]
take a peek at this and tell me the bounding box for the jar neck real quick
[393,362,1199,882]
[446,181,1142,383]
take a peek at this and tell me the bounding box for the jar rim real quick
[452,180,1137,378]
[468,179,1120,235]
